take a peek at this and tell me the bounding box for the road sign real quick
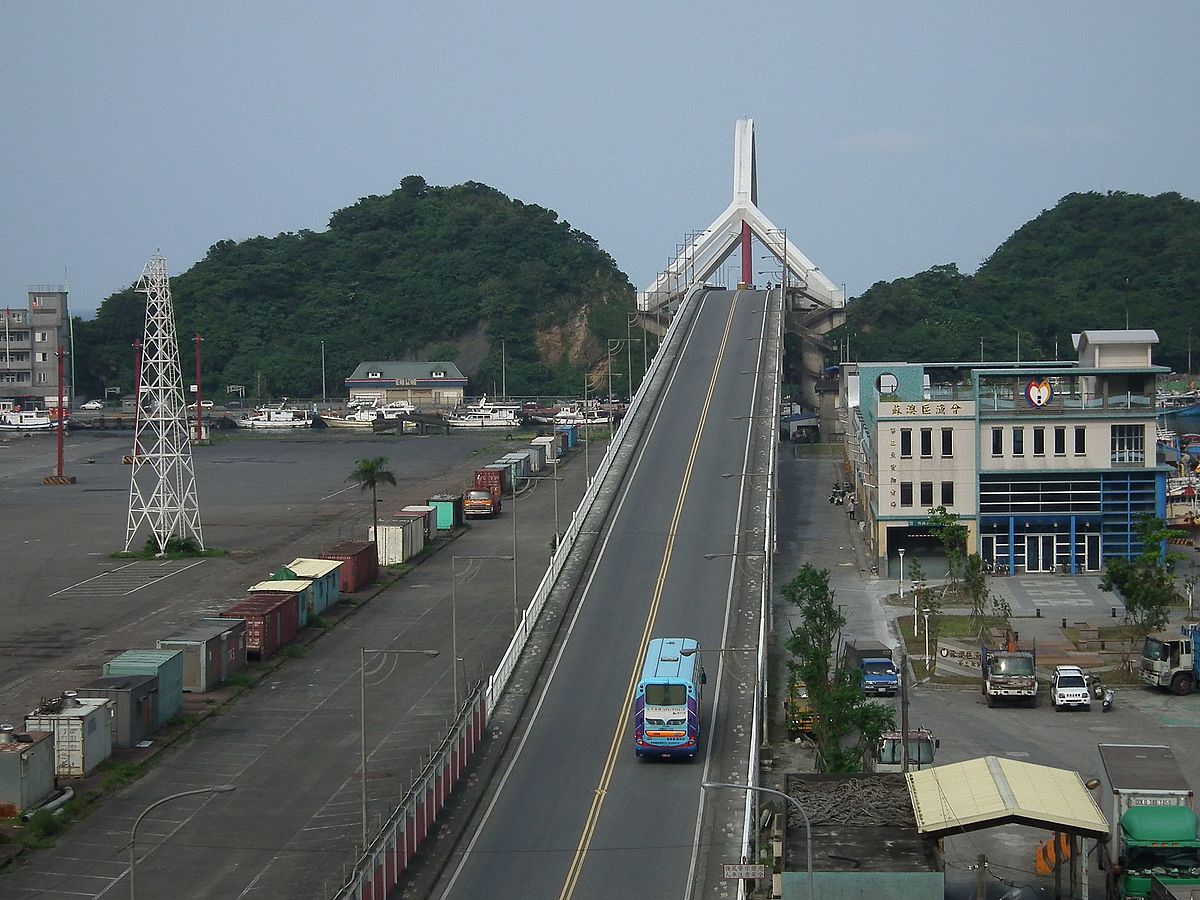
[723,863,768,879]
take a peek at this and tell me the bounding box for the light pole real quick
[130,785,236,898]
[897,547,908,633]
[320,340,326,402]
[701,781,812,900]
[582,370,591,484]
[922,607,931,665]
[526,472,563,548]
[360,647,438,850]
[450,555,513,711]
[511,476,519,630]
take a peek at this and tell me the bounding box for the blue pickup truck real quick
[844,640,899,696]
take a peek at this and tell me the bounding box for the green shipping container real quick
[102,649,184,729]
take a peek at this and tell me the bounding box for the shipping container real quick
[501,452,531,480]
[525,442,545,473]
[0,728,56,818]
[102,650,184,728]
[249,579,314,629]
[480,465,512,497]
[400,505,436,543]
[75,675,159,747]
[321,541,379,593]
[279,558,342,615]
[392,511,431,555]
[555,423,579,448]
[25,694,113,777]
[531,435,560,463]
[427,493,464,530]
[156,618,247,692]
[369,521,424,565]
[220,594,298,660]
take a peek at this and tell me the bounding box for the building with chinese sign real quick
[842,330,1167,577]
[344,361,466,408]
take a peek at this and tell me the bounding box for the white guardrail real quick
[484,284,704,717]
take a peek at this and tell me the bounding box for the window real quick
[1033,427,1045,456]
[35,372,48,383]
[920,482,934,506]
[1054,427,1066,456]
[920,428,933,458]
[644,683,687,706]
[900,482,913,507]
[900,429,912,458]
[1012,427,1024,457]
[34,331,47,343]
[941,428,953,458]
[1111,425,1146,464]
[1074,427,1086,455]
[367,370,382,378]
[991,428,1004,456]
[34,352,47,363]
[941,481,955,506]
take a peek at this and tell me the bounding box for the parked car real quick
[186,400,215,410]
[80,399,103,410]
[1051,665,1092,711]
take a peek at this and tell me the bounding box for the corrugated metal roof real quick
[907,756,1109,839]
[249,580,311,593]
[284,558,342,579]
[1073,329,1159,346]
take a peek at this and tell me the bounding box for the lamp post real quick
[582,370,591,484]
[922,607,931,665]
[450,555,513,711]
[701,782,812,900]
[320,340,326,402]
[525,472,563,548]
[359,647,438,849]
[130,785,236,898]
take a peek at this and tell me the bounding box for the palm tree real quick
[347,456,397,535]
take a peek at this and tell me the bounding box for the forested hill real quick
[839,191,1200,372]
[73,176,635,399]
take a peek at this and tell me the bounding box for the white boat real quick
[446,396,521,429]
[236,401,313,430]
[552,401,608,426]
[0,409,57,431]
[378,400,416,420]
[323,400,416,429]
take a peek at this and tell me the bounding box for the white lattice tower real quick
[124,254,204,553]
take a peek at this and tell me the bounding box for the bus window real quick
[644,684,687,706]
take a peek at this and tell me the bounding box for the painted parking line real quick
[49,560,206,599]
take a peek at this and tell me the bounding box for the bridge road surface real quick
[438,289,768,900]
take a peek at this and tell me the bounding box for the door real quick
[1025,535,1055,573]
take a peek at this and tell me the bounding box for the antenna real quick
[124,254,204,553]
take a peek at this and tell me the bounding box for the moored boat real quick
[0,409,57,431]
[236,401,313,429]
[446,396,521,429]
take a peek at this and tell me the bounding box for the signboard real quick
[723,864,768,880]
[936,638,982,678]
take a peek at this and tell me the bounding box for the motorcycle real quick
[1102,689,1115,712]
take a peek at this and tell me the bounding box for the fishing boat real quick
[378,400,416,420]
[551,401,608,426]
[445,396,521,429]
[0,409,57,432]
[235,401,313,430]
[319,409,377,429]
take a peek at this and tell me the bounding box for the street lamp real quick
[320,340,326,402]
[897,547,908,632]
[701,781,812,900]
[130,785,236,898]
[922,607,931,664]
[359,647,438,850]
[451,555,513,710]
[525,472,563,548]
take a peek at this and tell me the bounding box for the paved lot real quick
[1,427,589,897]
[0,428,506,724]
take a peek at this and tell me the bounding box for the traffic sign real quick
[723,863,768,879]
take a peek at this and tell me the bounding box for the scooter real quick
[1102,689,1115,712]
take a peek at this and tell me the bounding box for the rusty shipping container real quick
[0,728,56,818]
[220,594,297,660]
[320,541,379,593]
[156,618,248,692]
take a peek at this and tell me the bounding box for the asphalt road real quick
[436,289,769,899]
[1,428,585,898]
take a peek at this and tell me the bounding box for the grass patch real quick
[308,616,330,631]
[223,671,256,689]
[281,645,306,659]
[100,762,142,793]
[22,809,66,849]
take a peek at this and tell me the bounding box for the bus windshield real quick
[644,684,687,706]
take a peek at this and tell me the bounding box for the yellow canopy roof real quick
[249,580,312,594]
[284,558,343,579]
[907,757,1110,840]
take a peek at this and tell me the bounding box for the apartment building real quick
[1,286,70,407]
[843,330,1168,577]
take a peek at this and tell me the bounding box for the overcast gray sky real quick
[3,2,1197,317]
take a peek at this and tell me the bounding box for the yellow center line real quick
[558,291,741,899]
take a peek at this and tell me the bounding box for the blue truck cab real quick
[844,640,898,696]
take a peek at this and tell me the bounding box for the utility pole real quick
[900,649,910,773]
[974,853,987,899]
[501,340,507,400]
[193,334,203,443]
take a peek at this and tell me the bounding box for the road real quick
[437,289,769,899]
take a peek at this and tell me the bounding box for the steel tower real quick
[124,253,204,553]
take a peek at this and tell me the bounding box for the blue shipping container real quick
[102,649,184,728]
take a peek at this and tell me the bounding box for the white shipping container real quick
[525,443,545,473]
[369,524,408,565]
[25,697,113,777]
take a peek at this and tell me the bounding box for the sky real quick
[2,2,1198,318]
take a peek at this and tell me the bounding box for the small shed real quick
[25,694,113,777]
[524,443,545,472]
[400,505,436,543]
[392,511,430,556]
[555,423,579,448]
[531,435,560,463]
[0,727,56,817]
[75,674,159,747]
[427,493,464,531]
[321,541,379,593]
[103,650,184,728]
[370,518,424,565]
[279,558,342,615]
[156,618,247,692]
[249,579,314,628]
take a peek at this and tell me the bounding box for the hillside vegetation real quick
[838,191,1200,372]
[73,176,635,399]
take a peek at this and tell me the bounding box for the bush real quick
[282,645,306,658]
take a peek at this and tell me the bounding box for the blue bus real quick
[633,637,706,759]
